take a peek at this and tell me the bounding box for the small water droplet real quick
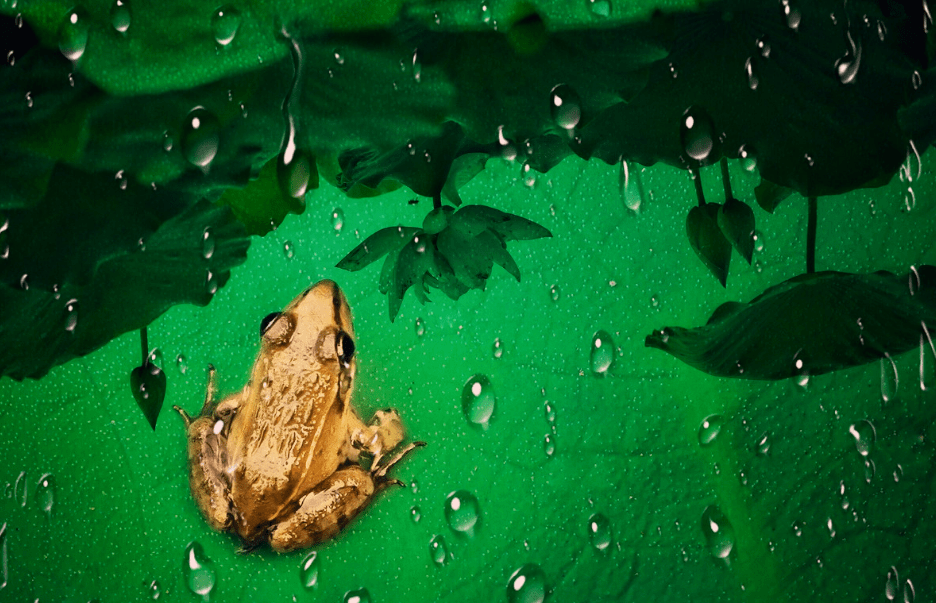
[415,317,426,337]
[412,49,422,83]
[492,338,503,359]
[590,330,615,375]
[588,0,611,17]
[912,70,922,90]
[411,479,419,494]
[63,299,79,332]
[300,551,319,589]
[201,228,215,259]
[668,61,678,78]
[756,432,771,456]
[544,400,556,423]
[6,50,14,66]
[111,0,131,33]
[744,57,759,90]
[587,513,612,551]
[183,542,216,597]
[756,36,771,58]
[506,563,546,603]
[212,6,241,46]
[544,434,556,457]
[462,374,496,427]
[343,588,370,603]
[59,9,89,62]
[181,107,220,169]
[701,505,735,559]
[780,0,801,30]
[480,2,491,24]
[175,353,188,374]
[445,490,481,537]
[849,419,876,457]
[698,414,723,446]
[35,473,55,518]
[333,48,345,65]
[880,354,898,403]
[278,240,294,260]
[886,567,900,600]
[549,284,560,302]
[550,84,582,130]
[114,170,129,190]
[680,106,716,164]
[0,523,7,589]
[148,580,161,600]
[410,506,421,523]
[331,208,345,231]
[429,535,449,566]
[205,270,218,296]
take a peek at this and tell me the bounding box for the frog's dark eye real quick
[260,312,281,335]
[337,331,355,366]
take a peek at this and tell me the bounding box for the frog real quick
[173,279,424,552]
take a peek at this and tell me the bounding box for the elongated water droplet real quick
[212,6,240,46]
[544,401,556,424]
[492,338,503,359]
[744,57,758,90]
[205,270,218,296]
[590,330,615,375]
[698,414,722,446]
[149,580,161,600]
[835,32,861,85]
[904,579,915,603]
[881,354,898,403]
[550,84,582,130]
[549,284,560,302]
[331,208,345,231]
[343,587,370,603]
[201,228,214,259]
[175,354,188,374]
[36,473,55,519]
[429,535,449,566]
[111,0,131,33]
[64,299,79,332]
[587,513,611,550]
[410,506,421,523]
[300,551,319,589]
[181,107,220,169]
[59,9,88,62]
[849,420,876,457]
[415,318,426,337]
[14,472,26,507]
[701,505,735,559]
[462,375,496,427]
[780,0,801,30]
[544,434,556,457]
[886,567,899,600]
[506,563,546,603]
[283,240,294,259]
[0,523,7,590]
[445,490,481,537]
[183,542,216,597]
[619,160,643,212]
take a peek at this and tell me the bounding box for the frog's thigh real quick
[269,466,375,552]
[185,417,232,532]
[349,408,405,457]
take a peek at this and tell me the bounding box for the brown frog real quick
[173,280,423,552]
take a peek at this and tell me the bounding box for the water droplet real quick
[751,230,765,254]
[277,149,313,201]
[880,354,898,403]
[14,471,26,507]
[590,330,615,375]
[411,479,419,494]
[492,338,503,359]
[912,70,922,90]
[300,551,319,589]
[480,2,491,24]
[756,36,771,58]
[904,579,915,603]
[835,32,861,85]
[462,375,496,427]
[410,506,421,523]
[744,57,759,90]
[849,420,876,457]
[587,513,612,551]
[544,401,556,423]
[445,490,481,537]
[149,580,161,600]
[701,505,735,559]
[588,0,611,17]
[176,353,188,374]
[544,434,556,457]
[619,160,643,212]
[35,473,55,519]
[111,0,131,33]
[904,187,916,212]
[331,208,345,231]
[280,240,295,260]
[780,0,801,30]
[201,228,215,259]
[183,542,216,597]
[521,163,537,187]
[343,588,370,603]
[864,458,876,483]
[886,567,899,600]
[550,84,582,130]
[205,270,218,296]
[506,563,546,603]
[698,414,723,446]
[211,6,240,46]
[415,318,426,337]
[0,523,7,589]
[680,106,716,164]
[429,535,449,566]
[64,298,79,332]
[549,284,560,302]
[412,49,422,83]
[756,432,771,456]
[668,61,678,78]
[59,9,89,62]
[181,107,220,169]
[333,48,345,65]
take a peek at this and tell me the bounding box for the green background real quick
[1,149,935,602]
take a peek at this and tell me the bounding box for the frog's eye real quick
[260,312,281,335]
[337,332,355,367]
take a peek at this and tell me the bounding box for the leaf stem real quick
[807,196,817,274]
[692,169,705,207]
[719,157,733,201]
[140,327,149,366]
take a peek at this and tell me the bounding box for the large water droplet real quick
[277,150,313,201]
[904,579,916,603]
[780,0,801,30]
[849,420,876,457]
[36,473,55,519]
[701,505,735,559]
[181,107,220,169]
[300,551,319,589]
[211,6,241,46]
[148,580,161,600]
[590,330,615,375]
[343,587,370,603]
[619,160,643,212]
[550,84,582,130]
[739,145,757,172]
[183,542,216,597]
[506,563,546,603]
[885,567,899,600]
[744,57,759,90]
[462,374,496,427]
[835,32,861,85]
[680,106,716,164]
[587,513,612,551]
[111,0,131,33]
[59,9,89,62]
[445,490,481,537]
[429,535,449,566]
[698,414,723,446]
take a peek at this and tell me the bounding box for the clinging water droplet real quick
[550,84,582,130]
[462,375,496,427]
[415,317,426,337]
[492,338,503,359]
[588,0,611,17]
[587,513,612,550]
[429,535,449,566]
[410,506,421,523]
[176,353,188,374]
[300,551,319,589]
[590,330,615,375]
[343,588,371,603]
[181,107,220,169]
[283,240,295,259]
[680,106,716,164]
[849,419,876,457]
[886,567,899,600]
[211,6,241,46]
[277,149,313,201]
[445,490,481,537]
[506,563,546,603]
[549,284,560,302]
[64,299,79,332]
[701,505,735,559]
[14,471,27,507]
[698,414,723,446]
[111,0,131,33]
[35,473,55,519]
[59,9,88,62]
[544,434,556,457]
[201,228,214,259]
[183,542,216,597]
[331,208,345,231]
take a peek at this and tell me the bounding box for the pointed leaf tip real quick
[718,198,756,264]
[130,362,167,430]
[686,204,731,287]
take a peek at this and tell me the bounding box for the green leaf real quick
[454,205,552,241]
[476,230,521,281]
[437,228,493,290]
[129,362,167,430]
[389,235,435,321]
[717,197,756,264]
[646,267,936,379]
[686,203,731,287]
[754,180,795,214]
[218,155,314,236]
[337,226,418,272]
[442,153,489,207]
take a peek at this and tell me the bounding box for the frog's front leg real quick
[347,408,405,465]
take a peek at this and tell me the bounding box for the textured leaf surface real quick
[686,204,731,287]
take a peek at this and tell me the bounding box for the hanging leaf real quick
[336,226,419,272]
[218,156,315,236]
[717,197,755,264]
[454,205,552,241]
[686,203,731,287]
[130,361,167,430]
[754,179,795,214]
[646,267,936,380]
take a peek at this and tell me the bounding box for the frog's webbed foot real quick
[372,441,426,490]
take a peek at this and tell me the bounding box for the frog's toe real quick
[373,440,425,480]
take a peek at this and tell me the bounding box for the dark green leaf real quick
[389,235,435,321]
[425,252,470,302]
[437,228,493,290]
[646,267,936,379]
[130,362,167,430]
[337,226,418,272]
[717,197,755,264]
[754,179,795,214]
[442,153,489,206]
[476,230,521,281]
[454,205,552,241]
[686,203,731,287]
[218,155,314,236]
